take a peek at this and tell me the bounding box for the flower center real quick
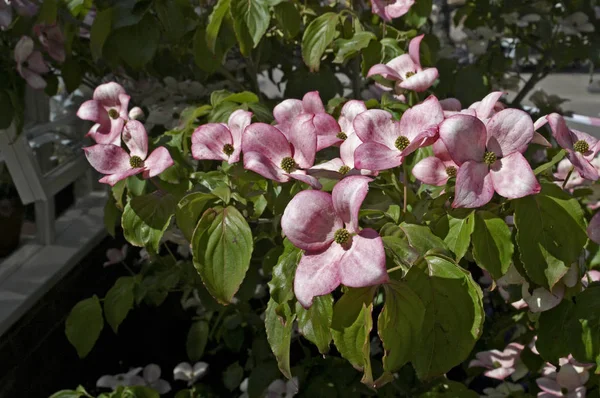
[334,228,350,245]
[336,132,348,140]
[222,144,234,156]
[445,166,457,177]
[395,136,410,151]
[405,71,416,78]
[492,361,502,369]
[483,151,497,165]
[574,139,589,154]
[338,165,351,175]
[130,155,145,168]
[108,109,119,119]
[280,157,296,173]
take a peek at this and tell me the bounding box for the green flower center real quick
[574,140,589,154]
[483,151,497,165]
[334,228,350,245]
[405,71,416,78]
[336,132,348,140]
[492,361,502,369]
[280,157,296,173]
[338,165,351,175]
[395,136,410,151]
[445,166,457,177]
[130,155,144,168]
[108,109,119,119]
[223,144,234,156]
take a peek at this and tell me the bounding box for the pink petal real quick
[117,94,131,118]
[547,113,574,150]
[93,82,127,108]
[387,53,420,79]
[83,144,130,174]
[288,114,318,168]
[439,115,487,165]
[332,176,371,233]
[273,99,303,126]
[412,157,450,186]
[14,36,33,64]
[408,34,424,66]
[129,107,144,120]
[568,151,599,181]
[472,91,504,120]
[367,63,402,81]
[242,123,292,168]
[20,68,46,90]
[453,161,494,208]
[294,244,344,308]
[354,141,403,171]
[353,109,396,148]
[287,171,323,189]
[399,95,444,142]
[439,98,462,112]
[532,132,552,147]
[397,67,439,92]
[281,190,343,252]
[143,147,174,178]
[537,377,562,395]
[89,118,124,146]
[588,212,600,244]
[339,228,389,287]
[77,100,109,124]
[313,113,343,151]
[191,123,232,162]
[557,364,586,392]
[99,168,143,186]
[26,51,49,74]
[227,109,252,162]
[432,138,453,162]
[308,158,346,179]
[340,132,363,169]
[302,91,325,114]
[571,129,600,158]
[338,100,367,135]
[384,0,415,19]
[122,120,149,159]
[483,367,516,380]
[243,151,288,183]
[486,109,534,156]
[534,116,548,131]
[490,152,540,199]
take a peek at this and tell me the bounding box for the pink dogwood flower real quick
[273,91,342,151]
[412,139,459,186]
[191,109,252,164]
[33,24,65,63]
[367,35,439,92]
[354,96,444,171]
[371,0,415,21]
[104,245,128,267]
[83,120,174,186]
[536,357,592,398]
[589,211,600,244]
[242,123,321,189]
[439,109,541,208]
[12,0,38,17]
[281,176,389,307]
[14,36,49,89]
[0,1,12,30]
[545,113,600,181]
[469,343,525,380]
[77,82,131,145]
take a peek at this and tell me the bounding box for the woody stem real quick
[403,163,408,213]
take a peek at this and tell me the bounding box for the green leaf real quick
[193,28,225,73]
[400,223,449,255]
[90,8,112,61]
[333,32,376,64]
[122,386,160,398]
[514,183,588,289]
[274,2,301,39]
[566,284,600,364]
[296,295,333,354]
[230,0,269,54]
[104,277,135,333]
[223,362,245,391]
[155,0,186,42]
[404,0,433,29]
[378,280,425,373]
[207,0,232,52]
[471,211,513,279]
[267,239,301,304]
[186,321,209,361]
[265,299,296,379]
[65,296,104,358]
[49,390,87,398]
[104,192,120,237]
[0,90,14,129]
[176,192,216,242]
[331,287,376,384]
[122,192,177,252]
[109,14,160,70]
[536,299,574,364]
[37,0,58,24]
[534,149,567,175]
[211,90,259,106]
[406,254,484,380]
[61,58,82,93]
[302,13,339,72]
[192,206,253,304]
[443,210,474,261]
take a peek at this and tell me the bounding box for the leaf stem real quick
[562,166,574,190]
[403,163,408,213]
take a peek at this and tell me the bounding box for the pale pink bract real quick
[14,36,49,90]
[371,0,415,21]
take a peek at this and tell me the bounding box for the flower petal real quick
[281,190,343,251]
[77,100,109,124]
[99,168,143,186]
[439,114,487,165]
[367,63,402,81]
[532,132,552,147]
[14,36,33,64]
[453,161,494,208]
[412,157,450,186]
[387,53,419,78]
[26,51,49,74]
[472,91,504,120]
[340,132,363,169]
[339,228,389,287]
[122,120,148,159]
[408,34,424,66]
[490,152,541,199]
[547,113,574,150]
[294,244,344,308]
[93,82,127,108]
[308,158,346,179]
[354,141,402,171]
[287,171,323,189]
[288,114,318,168]
[273,99,303,126]
[339,100,367,135]
[143,364,161,383]
[397,68,439,92]
[191,123,232,162]
[399,95,444,142]
[353,109,396,148]
[534,115,548,131]
[302,91,325,114]
[88,118,124,146]
[332,176,371,233]
[536,377,562,395]
[242,123,292,168]
[522,282,564,313]
[567,151,599,181]
[486,109,534,156]
[227,109,252,162]
[244,151,288,183]
[432,138,453,163]
[571,129,600,158]
[439,98,462,112]
[313,113,342,151]
[588,212,600,244]
[173,362,193,381]
[20,68,47,90]
[83,144,130,174]
[143,147,174,178]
